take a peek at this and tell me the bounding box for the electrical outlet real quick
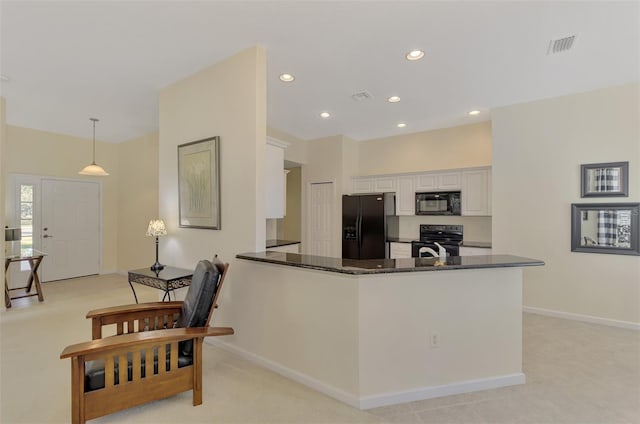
[430,332,440,348]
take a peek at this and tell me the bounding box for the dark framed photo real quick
[581,162,629,197]
[571,203,639,256]
[178,136,221,229]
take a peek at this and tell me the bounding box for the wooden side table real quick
[4,246,46,309]
[127,266,193,303]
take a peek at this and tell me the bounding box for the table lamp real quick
[146,219,167,271]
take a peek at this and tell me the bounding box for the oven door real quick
[411,241,459,257]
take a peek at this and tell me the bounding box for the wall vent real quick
[547,35,577,55]
[351,90,374,101]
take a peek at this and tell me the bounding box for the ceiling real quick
[1,1,639,143]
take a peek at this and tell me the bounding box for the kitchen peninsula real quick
[225,252,543,409]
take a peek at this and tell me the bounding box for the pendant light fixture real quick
[79,117,109,176]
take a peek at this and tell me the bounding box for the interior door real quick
[308,182,334,257]
[41,179,101,282]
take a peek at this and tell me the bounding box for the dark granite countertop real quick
[236,252,544,275]
[266,239,301,248]
[461,241,492,248]
[387,237,415,243]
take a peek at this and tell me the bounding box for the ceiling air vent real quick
[351,90,374,101]
[547,34,577,55]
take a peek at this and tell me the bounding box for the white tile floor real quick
[1,273,638,423]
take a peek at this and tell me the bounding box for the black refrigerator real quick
[342,193,398,260]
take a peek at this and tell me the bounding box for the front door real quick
[41,179,101,282]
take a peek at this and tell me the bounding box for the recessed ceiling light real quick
[387,96,401,103]
[468,110,481,116]
[279,73,295,82]
[397,122,407,128]
[405,50,425,61]
[320,112,331,118]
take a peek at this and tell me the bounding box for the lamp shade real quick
[79,163,109,176]
[146,219,167,237]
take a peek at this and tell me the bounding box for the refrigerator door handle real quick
[357,215,362,248]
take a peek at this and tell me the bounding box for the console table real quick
[4,246,46,309]
[127,266,193,303]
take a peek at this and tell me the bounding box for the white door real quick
[308,182,334,257]
[41,179,101,282]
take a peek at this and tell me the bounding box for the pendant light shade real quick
[79,118,109,176]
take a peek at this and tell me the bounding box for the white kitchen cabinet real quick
[265,137,289,218]
[352,178,374,193]
[390,242,412,259]
[415,171,461,191]
[395,176,415,215]
[352,176,395,194]
[373,177,396,192]
[461,167,491,216]
[459,246,492,256]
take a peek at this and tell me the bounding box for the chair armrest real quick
[60,326,234,359]
[87,302,184,340]
[86,301,184,319]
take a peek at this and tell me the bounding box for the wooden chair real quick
[60,258,233,424]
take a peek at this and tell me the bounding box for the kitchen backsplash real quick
[398,215,492,243]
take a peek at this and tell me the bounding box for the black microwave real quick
[415,191,461,215]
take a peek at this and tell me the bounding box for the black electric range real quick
[411,224,463,257]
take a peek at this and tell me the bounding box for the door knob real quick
[43,227,48,231]
[43,235,53,238]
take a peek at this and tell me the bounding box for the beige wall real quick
[158,46,267,347]
[0,98,6,289]
[267,126,307,165]
[283,166,301,241]
[158,46,266,267]
[357,121,492,176]
[492,83,640,325]
[3,125,120,273]
[116,132,159,272]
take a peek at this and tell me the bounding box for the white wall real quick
[492,83,640,325]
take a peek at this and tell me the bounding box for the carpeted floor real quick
[1,273,638,423]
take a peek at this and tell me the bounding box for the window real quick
[19,184,34,249]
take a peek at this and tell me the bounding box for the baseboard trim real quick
[206,338,360,408]
[524,306,640,331]
[357,373,525,410]
[206,338,525,410]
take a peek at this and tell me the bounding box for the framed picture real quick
[581,161,629,197]
[571,203,639,256]
[178,136,221,229]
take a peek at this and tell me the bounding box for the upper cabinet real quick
[351,166,491,217]
[265,137,290,219]
[461,167,491,216]
[395,176,416,215]
[415,171,461,191]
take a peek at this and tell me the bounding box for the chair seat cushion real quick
[84,350,193,392]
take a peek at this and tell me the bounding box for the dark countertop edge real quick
[386,238,415,243]
[236,253,544,276]
[461,241,493,248]
[266,239,301,248]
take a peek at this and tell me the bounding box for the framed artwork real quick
[571,203,639,256]
[581,161,629,197]
[178,136,221,229]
